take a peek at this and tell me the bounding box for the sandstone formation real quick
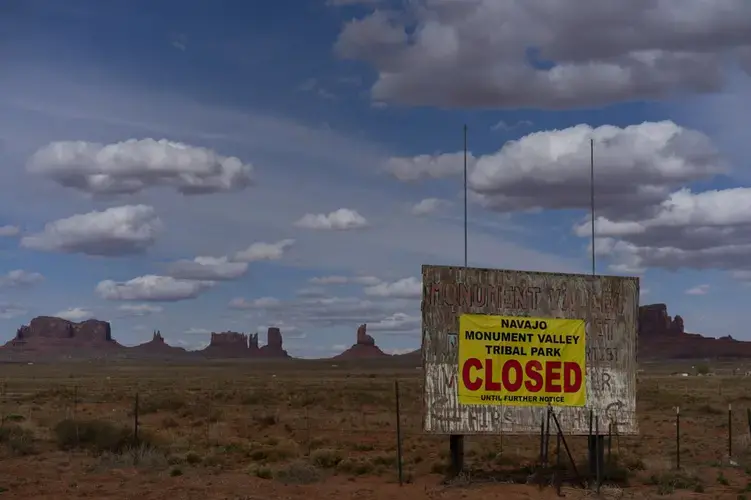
[638,304,684,337]
[356,324,375,346]
[639,304,751,359]
[130,330,187,356]
[200,328,289,358]
[334,324,387,359]
[5,316,121,351]
[201,331,260,358]
[259,327,289,358]
[1,316,297,361]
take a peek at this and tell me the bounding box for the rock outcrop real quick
[0,317,297,361]
[638,304,684,337]
[200,328,289,358]
[6,316,121,351]
[356,324,375,346]
[259,327,289,358]
[334,324,386,359]
[130,330,187,356]
[639,304,751,359]
[201,332,260,358]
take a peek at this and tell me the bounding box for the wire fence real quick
[2,376,751,486]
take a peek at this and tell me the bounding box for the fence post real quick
[0,380,5,427]
[728,403,733,459]
[595,414,601,493]
[539,417,545,466]
[746,408,751,441]
[133,392,140,466]
[675,406,680,469]
[544,406,551,467]
[73,385,80,447]
[206,389,213,445]
[587,408,594,477]
[305,407,311,457]
[133,392,140,446]
[607,422,612,464]
[394,380,404,486]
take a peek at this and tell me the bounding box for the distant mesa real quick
[6,316,121,351]
[639,303,685,337]
[260,327,289,358]
[201,331,257,358]
[0,315,292,361]
[130,330,187,356]
[333,324,386,359]
[637,303,751,359]
[18,305,751,361]
[200,328,289,358]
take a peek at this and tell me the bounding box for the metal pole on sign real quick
[464,124,468,268]
[449,124,469,477]
[590,138,596,276]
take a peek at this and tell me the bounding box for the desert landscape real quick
[2,305,751,498]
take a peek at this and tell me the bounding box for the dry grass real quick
[1,359,751,498]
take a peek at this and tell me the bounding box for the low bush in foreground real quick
[54,419,157,454]
[0,424,36,456]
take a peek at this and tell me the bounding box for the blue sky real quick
[1,0,750,355]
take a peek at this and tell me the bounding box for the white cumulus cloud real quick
[0,303,27,319]
[27,138,253,196]
[96,275,214,301]
[228,296,283,310]
[166,256,248,281]
[367,312,420,334]
[234,239,295,262]
[0,270,44,287]
[0,225,20,237]
[335,1,751,109]
[118,304,164,316]
[393,122,722,219]
[54,307,94,321]
[384,153,474,182]
[685,284,710,295]
[20,205,162,256]
[295,208,368,230]
[309,275,381,286]
[576,188,751,277]
[364,277,422,299]
[411,198,451,216]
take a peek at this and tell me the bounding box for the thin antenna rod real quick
[590,138,596,276]
[463,124,468,268]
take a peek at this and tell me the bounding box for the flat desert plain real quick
[2,359,751,499]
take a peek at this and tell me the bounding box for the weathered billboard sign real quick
[422,264,639,435]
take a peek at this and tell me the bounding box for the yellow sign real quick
[458,314,586,407]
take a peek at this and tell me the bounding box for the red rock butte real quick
[4,305,751,361]
[130,330,187,356]
[0,316,291,360]
[333,324,387,359]
[200,328,289,358]
[637,303,751,359]
[6,316,121,351]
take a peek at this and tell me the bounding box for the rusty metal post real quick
[728,403,733,459]
[676,406,680,469]
[395,380,404,486]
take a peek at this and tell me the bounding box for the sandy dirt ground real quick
[2,360,751,499]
